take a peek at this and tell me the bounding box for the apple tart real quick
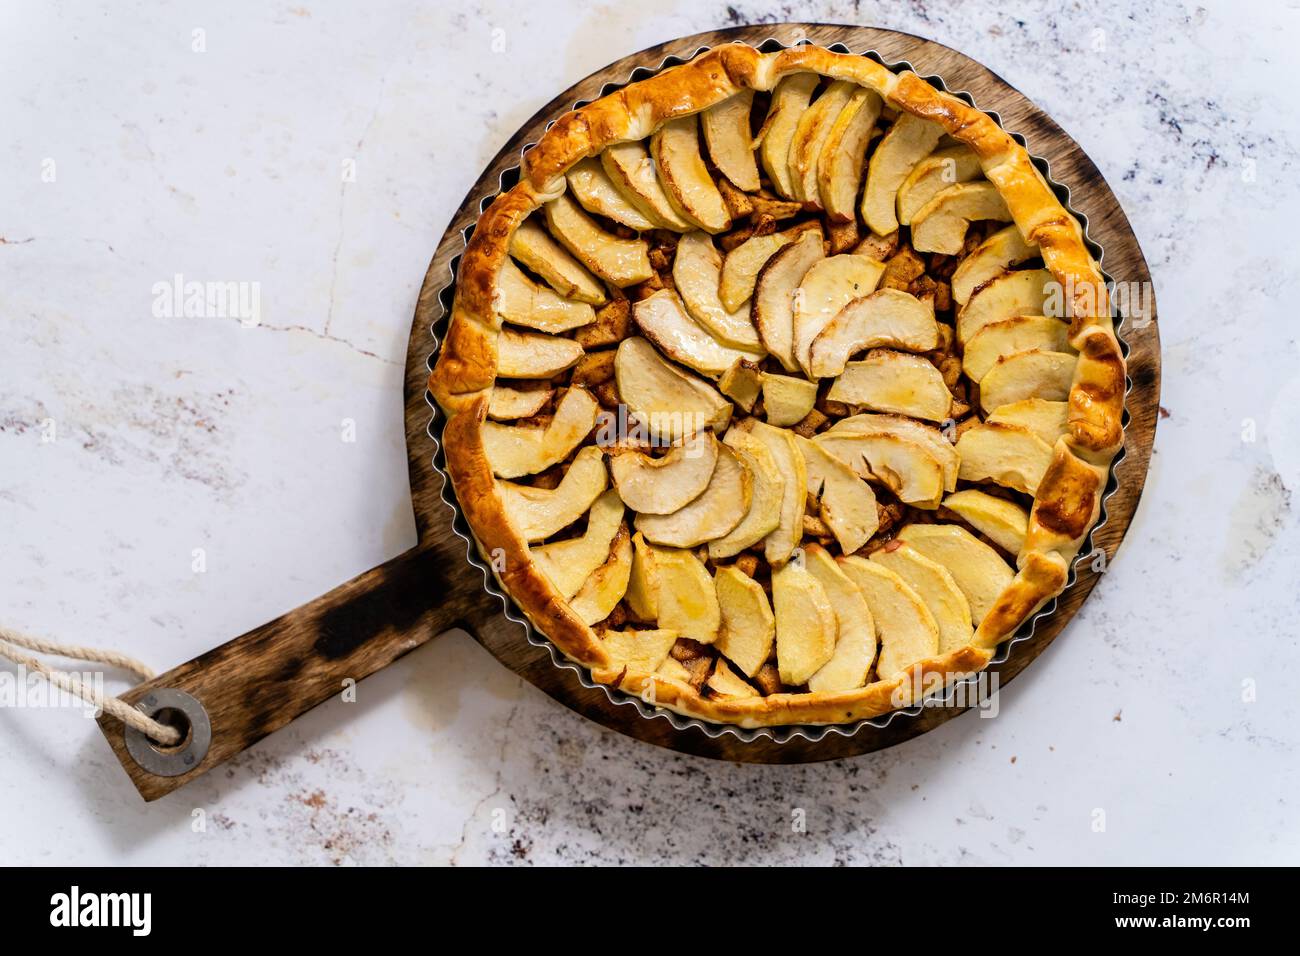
[430,43,1125,728]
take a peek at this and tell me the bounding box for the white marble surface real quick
[2,0,1297,865]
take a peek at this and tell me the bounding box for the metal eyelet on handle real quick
[124,688,212,777]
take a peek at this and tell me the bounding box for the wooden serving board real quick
[96,23,1160,801]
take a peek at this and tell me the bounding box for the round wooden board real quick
[404,23,1161,764]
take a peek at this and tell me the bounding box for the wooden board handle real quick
[95,537,490,802]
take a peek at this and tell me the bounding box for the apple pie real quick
[429,43,1125,728]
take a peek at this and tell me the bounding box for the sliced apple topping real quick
[942,489,1030,556]
[798,437,877,550]
[599,140,693,231]
[718,358,764,413]
[496,258,596,334]
[896,145,982,226]
[956,268,1056,343]
[608,430,718,515]
[871,543,973,653]
[673,231,764,350]
[952,224,1039,305]
[496,326,583,378]
[987,397,1070,446]
[565,156,659,232]
[713,565,776,677]
[544,193,653,287]
[600,627,680,675]
[630,536,721,642]
[632,289,763,378]
[772,561,838,686]
[720,223,820,313]
[801,544,877,693]
[635,444,752,548]
[706,658,758,699]
[911,181,1012,255]
[979,349,1077,412]
[757,73,819,200]
[813,429,946,508]
[730,418,807,564]
[499,445,608,541]
[761,373,818,427]
[482,386,599,478]
[827,413,959,492]
[625,531,659,620]
[895,523,1015,626]
[792,253,885,374]
[530,488,625,599]
[702,90,760,192]
[788,80,856,205]
[614,336,733,443]
[651,115,732,233]
[826,349,953,423]
[955,421,1054,495]
[861,113,944,235]
[568,524,633,625]
[708,431,783,559]
[817,86,882,223]
[487,384,552,421]
[836,557,939,680]
[508,218,606,305]
[753,228,825,371]
[808,288,938,378]
[963,315,1072,382]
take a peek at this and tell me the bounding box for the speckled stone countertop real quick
[2,0,1297,865]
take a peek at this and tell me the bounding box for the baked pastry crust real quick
[429,43,1125,728]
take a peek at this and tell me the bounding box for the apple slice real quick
[544,193,653,287]
[634,444,752,548]
[481,386,598,478]
[496,327,583,378]
[942,489,1030,555]
[707,658,758,699]
[718,358,764,412]
[565,157,658,232]
[896,145,982,226]
[861,113,944,235]
[651,115,731,233]
[608,430,718,515]
[673,232,764,350]
[713,565,776,677]
[761,373,818,427]
[499,445,608,541]
[625,531,659,620]
[568,524,633,625]
[836,557,939,680]
[963,315,1072,382]
[530,489,624,599]
[952,224,1038,305]
[987,397,1070,446]
[827,413,959,492]
[708,432,783,560]
[788,80,856,205]
[895,523,1015,626]
[826,350,953,423]
[817,86,882,223]
[794,434,880,554]
[808,288,938,378]
[753,229,825,371]
[633,539,721,643]
[702,90,760,191]
[599,141,693,231]
[812,430,946,508]
[496,258,596,334]
[508,218,606,305]
[803,544,878,693]
[600,627,680,675]
[955,421,1054,495]
[772,561,838,686]
[730,419,807,564]
[956,268,1055,343]
[487,384,552,421]
[632,289,764,377]
[614,336,733,443]
[911,181,1012,255]
[757,73,819,199]
[871,543,973,653]
[979,349,1077,411]
[792,253,886,374]
[719,223,819,313]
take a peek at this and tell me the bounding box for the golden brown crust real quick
[430,42,1126,727]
